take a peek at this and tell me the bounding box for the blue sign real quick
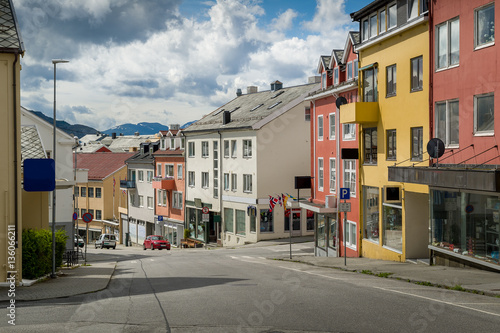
[72,212,78,220]
[340,188,350,200]
[157,216,163,221]
[23,159,55,192]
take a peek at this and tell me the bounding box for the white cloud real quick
[271,9,298,31]
[302,0,351,32]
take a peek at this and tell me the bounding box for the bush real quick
[184,228,191,239]
[22,229,68,280]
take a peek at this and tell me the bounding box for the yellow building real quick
[0,0,24,284]
[342,1,430,262]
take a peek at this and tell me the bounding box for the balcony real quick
[152,177,176,190]
[340,102,379,124]
[120,180,136,189]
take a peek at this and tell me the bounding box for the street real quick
[2,242,500,332]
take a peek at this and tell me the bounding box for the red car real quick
[143,235,171,250]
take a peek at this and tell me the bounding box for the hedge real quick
[22,229,67,280]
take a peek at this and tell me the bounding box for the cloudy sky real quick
[14,0,371,131]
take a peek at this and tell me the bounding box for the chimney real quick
[308,76,321,84]
[236,88,242,96]
[112,132,116,139]
[120,133,124,136]
[169,124,180,131]
[247,86,258,94]
[134,132,140,136]
[271,80,283,91]
[222,111,231,125]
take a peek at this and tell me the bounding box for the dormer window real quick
[322,72,327,89]
[161,138,166,150]
[362,19,369,40]
[370,14,377,38]
[170,138,175,149]
[388,3,397,29]
[379,9,386,33]
[334,68,339,85]
[347,62,353,81]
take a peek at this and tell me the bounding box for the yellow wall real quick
[359,21,430,261]
[0,54,22,283]
[22,191,49,230]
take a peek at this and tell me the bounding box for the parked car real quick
[75,235,84,248]
[143,235,171,250]
[95,234,117,249]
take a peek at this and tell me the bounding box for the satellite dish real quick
[335,96,348,108]
[427,138,445,159]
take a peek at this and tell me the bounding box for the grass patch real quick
[450,284,466,292]
[377,272,394,278]
[361,270,373,275]
[414,281,434,287]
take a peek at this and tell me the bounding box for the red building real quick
[152,126,185,247]
[302,32,361,257]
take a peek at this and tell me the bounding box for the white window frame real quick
[177,164,183,180]
[157,189,162,205]
[173,191,183,209]
[202,172,209,189]
[407,0,419,21]
[334,67,339,85]
[147,196,154,209]
[231,140,237,158]
[318,158,324,191]
[224,173,230,191]
[188,171,195,187]
[362,18,369,41]
[388,2,397,30]
[474,92,494,135]
[343,160,356,197]
[474,2,495,49]
[243,174,252,193]
[202,141,209,158]
[436,17,460,70]
[329,113,335,140]
[435,99,459,148]
[224,140,230,157]
[231,173,237,191]
[139,195,144,208]
[243,140,252,158]
[347,62,353,81]
[138,170,144,182]
[343,124,356,141]
[379,9,386,33]
[170,138,175,149]
[369,13,377,38]
[318,115,324,141]
[322,72,327,89]
[156,164,162,177]
[344,220,357,250]
[147,171,153,183]
[354,59,359,78]
[188,141,195,157]
[329,158,336,193]
[165,164,174,177]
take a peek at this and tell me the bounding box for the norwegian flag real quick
[269,196,278,212]
[278,195,283,207]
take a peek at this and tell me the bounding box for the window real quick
[231,140,237,157]
[202,172,209,188]
[386,64,397,97]
[147,171,153,182]
[81,208,87,216]
[224,140,229,157]
[139,195,144,207]
[95,188,101,198]
[161,138,166,150]
[318,115,324,141]
[354,60,359,78]
[157,189,162,205]
[474,93,494,135]
[170,138,175,149]
[95,210,102,220]
[250,212,256,233]
[322,72,327,89]
[388,3,397,29]
[181,138,185,150]
[231,173,237,191]
[188,171,195,187]
[224,173,230,191]
[436,18,459,70]
[236,210,246,235]
[386,129,397,160]
[88,187,94,198]
[421,0,428,13]
[334,67,339,85]
[162,191,167,206]
[89,209,94,218]
[81,187,86,197]
[343,160,356,197]
[364,128,377,164]
[329,113,335,139]
[411,56,423,92]
[344,220,357,249]
[343,124,356,141]
[138,170,144,182]
[347,62,353,80]
[475,3,495,48]
[157,164,162,177]
[165,165,174,177]
[379,9,386,33]
[318,158,324,191]
[408,0,418,20]
[188,141,195,157]
[411,127,424,161]
[363,186,379,243]
[435,100,459,147]
[363,67,377,102]
[74,186,79,197]
[224,208,234,233]
[147,196,153,209]
[173,192,183,209]
[243,140,252,158]
[329,158,336,193]
[213,141,219,199]
[383,203,402,252]
[202,141,209,158]
[305,107,311,121]
[369,14,377,38]
[362,19,369,41]
[260,209,274,232]
[243,174,252,193]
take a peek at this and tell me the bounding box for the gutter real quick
[13,52,19,248]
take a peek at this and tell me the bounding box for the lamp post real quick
[51,59,69,278]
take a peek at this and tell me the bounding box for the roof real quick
[126,142,159,164]
[153,147,184,156]
[351,0,391,21]
[341,31,360,64]
[21,125,46,161]
[317,55,331,74]
[184,82,319,133]
[75,152,135,180]
[0,0,24,53]
[76,142,111,153]
[330,49,344,68]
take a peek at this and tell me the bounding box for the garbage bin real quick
[125,232,130,247]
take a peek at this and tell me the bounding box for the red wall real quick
[155,155,185,222]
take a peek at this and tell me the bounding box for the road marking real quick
[372,287,500,318]
[150,259,155,261]
[130,260,137,263]
[278,266,344,280]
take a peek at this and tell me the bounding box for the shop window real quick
[344,220,357,249]
[383,204,402,252]
[260,209,274,232]
[329,217,337,248]
[363,186,380,243]
[224,208,234,233]
[307,210,315,231]
[317,214,326,248]
[236,210,246,235]
[284,210,301,232]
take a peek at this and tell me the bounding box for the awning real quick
[102,220,120,226]
[78,226,102,232]
[298,201,337,214]
[359,62,378,71]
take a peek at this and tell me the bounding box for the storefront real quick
[299,202,337,257]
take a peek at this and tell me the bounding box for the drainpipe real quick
[218,130,223,245]
[428,0,434,156]
[13,52,19,248]
[336,97,341,258]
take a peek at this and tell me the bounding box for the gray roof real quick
[0,0,24,52]
[21,125,46,163]
[350,31,361,45]
[184,82,319,133]
[331,50,344,66]
[102,135,158,152]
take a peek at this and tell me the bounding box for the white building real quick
[183,80,319,246]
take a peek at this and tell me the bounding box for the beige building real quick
[0,0,25,284]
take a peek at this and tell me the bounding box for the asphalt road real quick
[2,242,500,332]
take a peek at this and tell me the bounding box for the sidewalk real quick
[275,254,500,297]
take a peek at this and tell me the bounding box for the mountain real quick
[31,111,100,138]
[181,120,197,129]
[102,122,168,136]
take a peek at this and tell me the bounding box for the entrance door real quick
[285,209,301,235]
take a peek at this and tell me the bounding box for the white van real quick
[95,234,117,249]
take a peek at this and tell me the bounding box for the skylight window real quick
[213,109,225,116]
[250,104,264,111]
[229,107,240,113]
[271,90,285,99]
[267,101,282,109]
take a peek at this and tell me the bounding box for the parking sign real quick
[340,188,350,200]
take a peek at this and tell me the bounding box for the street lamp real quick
[51,59,69,278]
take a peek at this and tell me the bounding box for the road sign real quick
[157,215,163,221]
[202,213,209,222]
[82,212,93,223]
[339,202,351,212]
[202,206,210,214]
[340,188,350,200]
[72,212,77,221]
